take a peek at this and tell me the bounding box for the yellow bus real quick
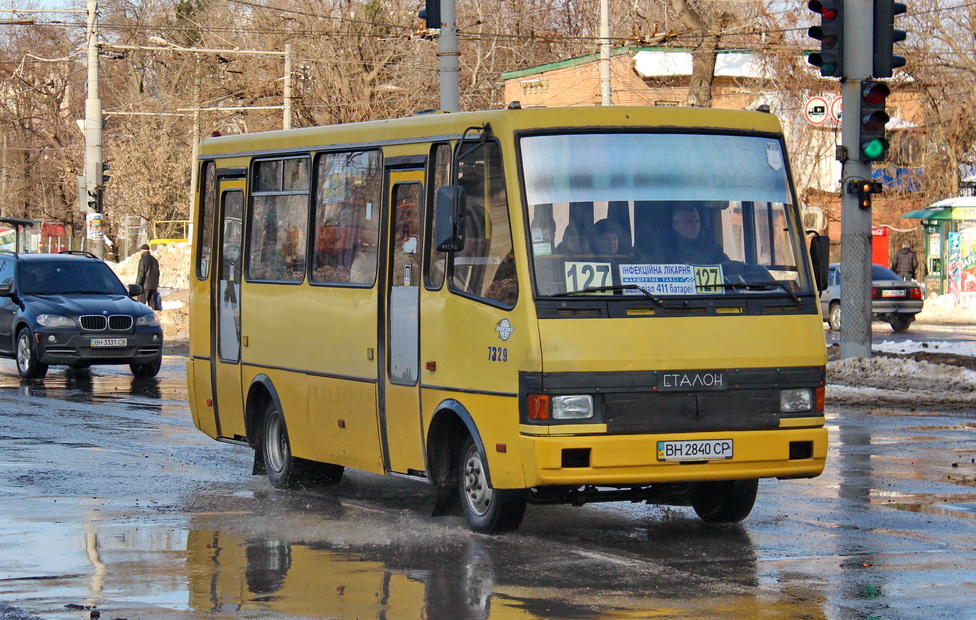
[186,105,830,533]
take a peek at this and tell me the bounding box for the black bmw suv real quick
[0,251,164,379]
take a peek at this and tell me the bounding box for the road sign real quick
[830,96,843,123]
[804,96,830,125]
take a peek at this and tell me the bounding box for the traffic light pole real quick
[838,0,874,360]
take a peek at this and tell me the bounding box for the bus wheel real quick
[261,402,343,488]
[689,479,758,523]
[458,436,526,533]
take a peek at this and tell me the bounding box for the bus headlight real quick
[780,388,814,413]
[552,395,594,420]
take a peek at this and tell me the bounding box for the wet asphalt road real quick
[0,352,975,619]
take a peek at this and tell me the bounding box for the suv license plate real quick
[91,338,128,347]
[657,439,733,462]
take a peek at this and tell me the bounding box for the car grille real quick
[80,315,134,331]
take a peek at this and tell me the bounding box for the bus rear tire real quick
[689,479,758,523]
[261,401,343,489]
[458,436,526,533]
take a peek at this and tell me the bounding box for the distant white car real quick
[819,263,924,332]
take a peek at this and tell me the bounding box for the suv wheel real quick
[130,356,162,378]
[16,328,48,379]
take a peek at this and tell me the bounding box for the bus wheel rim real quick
[463,444,492,516]
[266,411,287,472]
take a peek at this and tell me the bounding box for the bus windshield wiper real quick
[716,281,800,305]
[558,284,663,306]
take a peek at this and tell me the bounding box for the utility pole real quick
[599,0,611,106]
[438,0,459,112]
[83,0,105,259]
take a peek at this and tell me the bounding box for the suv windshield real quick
[18,261,128,296]
[520,132,813,299]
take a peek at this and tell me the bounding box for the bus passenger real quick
[669,205,729,265]
[592,219,622,258]
[555,225,591,257]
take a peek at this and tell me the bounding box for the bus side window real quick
[426,143,451,289]
[312,150,383,286]
[196,161,216,279]
[451,140,518,307]
[246,157,309,283]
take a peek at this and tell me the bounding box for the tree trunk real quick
[670,0,718,108]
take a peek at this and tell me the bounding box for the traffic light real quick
[859,81,891,162]
[419,0,440,29]
[86,188,103,213]
[808,0,844,78]
[848,180,883,209]
[873,0,906,78]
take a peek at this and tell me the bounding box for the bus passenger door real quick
[211,182,246,440]
[381,172,426,474]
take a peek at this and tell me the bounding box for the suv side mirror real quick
[808,233,830,292]
[127,283,143,298]
[434,185,466,252]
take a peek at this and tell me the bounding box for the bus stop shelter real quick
[901,196,976,300]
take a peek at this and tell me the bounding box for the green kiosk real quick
[902,196,976,299]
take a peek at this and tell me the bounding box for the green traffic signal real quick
[861,138,888,161]
[859,81,891,162]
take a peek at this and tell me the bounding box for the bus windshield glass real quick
[520,132,813,299]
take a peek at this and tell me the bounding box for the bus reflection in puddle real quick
[186,530,495,618]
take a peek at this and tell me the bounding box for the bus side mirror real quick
[434,185,466,252]
[808,232,830,292]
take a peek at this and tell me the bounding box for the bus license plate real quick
[657,439,733,462]
[91,338,128,347]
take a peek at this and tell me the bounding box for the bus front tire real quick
[689,479,758,523]
[261,402,343,489]
[458,436,526,534]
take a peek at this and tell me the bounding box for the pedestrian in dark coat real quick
[136,244,161,308]
[890,241,919,281]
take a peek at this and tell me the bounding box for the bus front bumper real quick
[518,425,827,488]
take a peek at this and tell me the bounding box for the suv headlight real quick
[136,313,161,327]
[36,314,75,328]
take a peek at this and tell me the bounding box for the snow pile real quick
[828,355,976,410]
[109,243,191,290]
[916,293,976,325]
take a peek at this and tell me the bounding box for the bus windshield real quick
[520,132,813,299]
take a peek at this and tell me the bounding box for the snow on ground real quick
[828,294,976,411]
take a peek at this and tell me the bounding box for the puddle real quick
[871,490,976,519]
